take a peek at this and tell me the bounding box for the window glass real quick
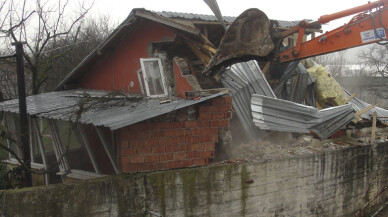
[4,113,21,160]
[55,120,94,172]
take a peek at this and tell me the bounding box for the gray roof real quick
[152,10,302,28]
[251,94,355,139]
[221,60,275,140]
[0,90,225,130]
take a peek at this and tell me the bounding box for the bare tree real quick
[0,0,94,94]
[315,50,348,77]
[359,44,388,78]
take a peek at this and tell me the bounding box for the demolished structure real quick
[0,2,388,187]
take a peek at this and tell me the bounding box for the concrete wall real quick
[1,142,387,217]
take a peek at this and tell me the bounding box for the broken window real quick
[139,58,168,97]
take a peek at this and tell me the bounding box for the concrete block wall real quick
[0,143,388,217]
[118,96,233,173]
[0,142,386,217]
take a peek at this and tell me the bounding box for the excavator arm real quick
[278,0,388,63]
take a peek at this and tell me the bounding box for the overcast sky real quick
[90,0,372,33]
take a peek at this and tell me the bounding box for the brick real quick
[137,131,151,139]
[157,122,171,129]
[127,130,138,139]
[166,161,180,169]
[161,129,172,137]
[121,148,137,156]
[223,96,232,104]
[199,135,212,143]
[137,147,152,154]
[152,162,166,170]
[198,121,210,128]
[129,156,144,164]
[171,129,179,137]
[199,151,212,158]
[218,120,229,127]
[160,153,173,162]
[130,139,145,148]
[121,156,130,166]
[188,143,205,151]
[159,137,172,145]
[150,130,161,138]
[199,113,212,120]
[122,164,137,173]
[224,111,233,119]
[120,139,129,149]
[210,121,219,128]
[211,113,224,120]
[172,136,186,145]
[184,121,198,128]
[191,128,201,135]
[173,152,186,160]
[179,159,194,167]
[185,135,199,144]
[145,123,157,130]
[152,146,166,154]
[145,139,159,147]
[202,128,213,135]
[144,155,160,163]
[198,106,206,114]
[206,106,219,113]
[171,122,184,129]
[186,151,199,159]
[204,143,215,150]
[210,128,218,135]
[213,135,219,143]
[138,163,153,171]
[193,159,206,166]
[166,145,185,153]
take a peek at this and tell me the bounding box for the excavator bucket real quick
[203,8,275,75]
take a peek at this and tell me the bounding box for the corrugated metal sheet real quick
[0,90,225,130]
[251,94,355,139]
[221,60,275,140]
[343,88,388,124]
[152,10,302,28]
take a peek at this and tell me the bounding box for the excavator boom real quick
[280,0,388,63]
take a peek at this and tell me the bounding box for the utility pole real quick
[13,42,32,187]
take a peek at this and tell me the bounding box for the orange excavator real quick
[204,0,388,74]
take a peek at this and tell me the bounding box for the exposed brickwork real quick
[118,96,232,173]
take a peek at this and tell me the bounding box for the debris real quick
[251,94,354,139]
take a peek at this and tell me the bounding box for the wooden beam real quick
[76,124,101,174]
[32,119,49,185]
[96,127,119,174]
[344,93,357,104]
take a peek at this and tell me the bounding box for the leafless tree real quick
[315,50,348,77]
[0,0,94,94]
[359,44,388,78]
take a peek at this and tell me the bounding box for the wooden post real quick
[371,112,377,142]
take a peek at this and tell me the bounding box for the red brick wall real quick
[118,96,232,173]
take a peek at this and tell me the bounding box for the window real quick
[139,58,168,97]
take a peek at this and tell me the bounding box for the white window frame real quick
[137,69,145,94]
[139,58,168,97]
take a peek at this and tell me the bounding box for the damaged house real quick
[0,8,387,186]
